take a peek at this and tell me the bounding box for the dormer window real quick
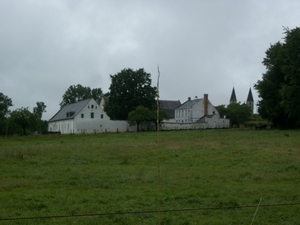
[66,111,75,117]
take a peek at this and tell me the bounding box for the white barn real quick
[48,98,136,134]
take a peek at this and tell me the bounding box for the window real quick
[91,105,94,109]
[91,112,94,118]
[66,112,75,117]
[81,114,84,118]
[101,114,103,119]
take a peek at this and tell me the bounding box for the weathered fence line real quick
[1,202,300,221]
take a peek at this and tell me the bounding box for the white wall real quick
[48,120,74,134]
[48,99,139,134]
[204,115,230,128]
[161,122,207,130]
[175,99,220,123]
[161,115,230,130]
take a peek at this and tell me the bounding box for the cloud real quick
[0,0,300,119]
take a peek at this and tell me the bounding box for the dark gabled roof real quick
[159,100,181,118]
[49,99,92,122]
[230,88,237,102]
[102,96,109,104]
[196,114,216,123]
[176,98,202,110]
[246,88,254,102]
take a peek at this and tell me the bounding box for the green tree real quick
[60,84,103,108]
[215,105,227,118]
[280,28,300,126]
[33,102,47,133]
[9,107,35,135]
[216,103,251,127]
[0,93,13,135]
[128,105,153,132]
[255,27,300,129]
[33,102,47,120]
[105,68,157,120]
[91,88,103,104]
[0,92,13,119]
[227,103,252,127]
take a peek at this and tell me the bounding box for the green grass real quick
[0,130,299,224]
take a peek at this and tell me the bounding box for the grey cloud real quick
[1,0,300,119]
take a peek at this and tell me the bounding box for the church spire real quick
[230,87,237,104]
[246,88,254,102]
[246,88,254,114]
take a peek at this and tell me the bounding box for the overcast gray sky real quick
[1,0,299,120]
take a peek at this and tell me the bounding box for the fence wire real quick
[1,202,300,221]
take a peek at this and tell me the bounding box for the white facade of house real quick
[174,95,219,123]
[48,99,137,134]
[162,94,230,130]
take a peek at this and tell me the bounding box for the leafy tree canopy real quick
[33,102,47,120]
[0,92,13,119]
[128,105,153,132]
[60,84,103,108]
[105,68,157,120]
[215,103,251,127]
[255,27,300,129]
[33,102,47,133]
[9,107,36,135]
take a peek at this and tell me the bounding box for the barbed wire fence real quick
[1,202,300,222]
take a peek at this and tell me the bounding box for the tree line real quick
[0,68,167,135]
[254,27,300,129]
[0,94,47,135]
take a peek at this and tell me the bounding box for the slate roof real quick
[230,88,237,102]
[246,88,254,102]
[159,100,181,118]
[196,114,216,123]
[176,98,202,110]
[49,99,92,122]
[102,96,109,105]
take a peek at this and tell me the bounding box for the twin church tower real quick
[229,87,254,114]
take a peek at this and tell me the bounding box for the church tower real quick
[246,88,254,114]
[229,87,237,104]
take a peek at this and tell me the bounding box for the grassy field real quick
[0,129,299,224]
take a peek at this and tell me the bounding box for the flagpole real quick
[156,64,161,225]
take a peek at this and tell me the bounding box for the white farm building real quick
[48,99,136,134]
[161,94,230,130]
[48,94,230,134]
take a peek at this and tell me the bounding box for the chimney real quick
[188,97,191,101]
[204,94,208,116]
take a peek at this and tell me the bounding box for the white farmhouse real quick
[48,98,135,134]
[161,94,230,130]
[175,94,219,123]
